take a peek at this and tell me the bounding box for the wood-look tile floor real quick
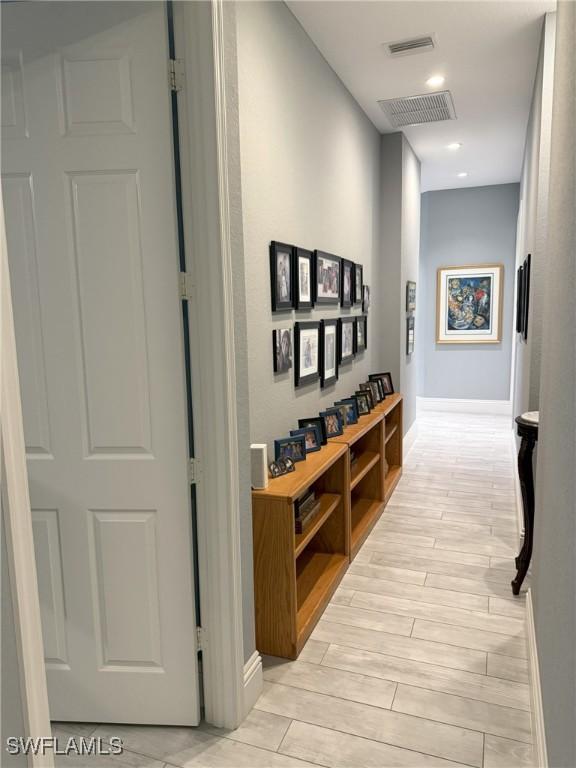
[54,411,533,768]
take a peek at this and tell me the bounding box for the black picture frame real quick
[362,285,370,313]
[522,253,531,341]
[272,328,292,373]
[406,314,415,355]
[359,383,375,409]
[294,321,320,387]
[320,408,344,438]
[334,398,359,426]
[314,250,341,305]
[353,264,363,305]
[341,259,354,308]
[370,371,394,395]
[339,316,355,365]
[294,247,314,310]
[406,280,416,312]
[274,435,306,463]
[354,315,367,354]
[320,319,339,388]
[298,417,328,446]
[290,426,322,454]
[354,390,371,415]
[269,241,294,311]
[516,264,524,334]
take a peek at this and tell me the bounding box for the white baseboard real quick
[403,419,418,458]
[526,590,548,767]
[242,651,263,719]
[417,397,512,416]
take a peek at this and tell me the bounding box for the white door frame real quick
[1,191,53,765]
[172,0,256,728]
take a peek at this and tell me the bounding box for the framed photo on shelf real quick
[298,416,327,446]
[334,398,359,426]
[359,383,375,409]
[354,390,371,415]
[362,285,370,313]
[314,251,341,305]
[290,425,322,454]
[339,317,355,365]
[272,328,292,373]
[354,315,367,353]
[436,264,504,343]
[406,280,416,312]
[341,259,353,308]
[294,247,313,310]
[319,408,344,438]
[406,314,415,355]
[320,319,339,387]
[354,264,363,305]
[274,435,306,463]
[269,241,294,311]
[362,379,381,405]
[370,372,394,395]
[294,321,320,387]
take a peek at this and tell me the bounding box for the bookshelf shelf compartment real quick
[350,451,380,490]
[294,493,341,558]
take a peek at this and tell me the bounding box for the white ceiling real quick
[287,0,554,191]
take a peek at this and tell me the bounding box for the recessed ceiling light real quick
[457,172,469,178]
[447,142,462,151]
[426,74,445,88]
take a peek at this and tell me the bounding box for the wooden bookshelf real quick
[252,442,349,659]
[376,393,403,503]
[333,411,386,559]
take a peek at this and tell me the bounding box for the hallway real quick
[54,410,532,767]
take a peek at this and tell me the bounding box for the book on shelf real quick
[294,489,321,534]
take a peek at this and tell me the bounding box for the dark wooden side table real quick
[511,412,539,595]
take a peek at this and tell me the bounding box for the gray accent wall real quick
[419,184,519,401]
[531,3,575,765]
[236,1,385,453]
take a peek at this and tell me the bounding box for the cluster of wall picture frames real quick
[436,263,504,344]
[269,371,394,474]
[270,241,370,387]
[516,254,531,341]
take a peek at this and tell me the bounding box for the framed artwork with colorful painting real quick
[436,264,503,344]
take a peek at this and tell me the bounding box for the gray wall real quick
[419,184,519,400]
[379,134,421,433]
[236,1,384,453]
[512,13,556,418]
[531,3,575,766]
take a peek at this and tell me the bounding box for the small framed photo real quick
[362,285,370,313]
[406,314,415,355]
[314,251,341,305]
[335,398,359,426]
[370,377,385,401]
[290,425,321,454]
[371,372,394,395]
[362,380,381,404]
[320,319,338,388]
[270,241,294,311]
[339,317,355,365]
[298,417,327,446]
[277,457,295,474]
[341,259,354,308]
[354,264,363,305]
[354,315,367,354]
[358,383,375,410]
[354,390,371,415]
[269,461,282,478]
[320,408,344,438]
[294,321,320,387]
[406,280,416,312]
[294,247,313,310]
[272,328,292,373]
[274,435,306,463]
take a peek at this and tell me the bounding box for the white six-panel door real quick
[1,2,200,724]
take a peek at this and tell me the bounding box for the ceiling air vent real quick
[378,90,457,128]
[386,35,435,57]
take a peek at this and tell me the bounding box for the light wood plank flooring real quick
[54,411,532,767]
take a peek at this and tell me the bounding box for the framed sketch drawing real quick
[272,328,292,373]
[406,281,416,312]
[294,247,313,310]
[406,315,415,355]
[354,264,363,305]
[436,264,504,344]
[338,317,355,365]
[320,319,338,387]
[294,321,320,387]
[270,241,294,311]
[314,250,341,305]
[341,259,353,308]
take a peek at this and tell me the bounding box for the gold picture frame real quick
[436,264,504,344]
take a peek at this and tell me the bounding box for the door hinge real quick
[188,458,199,484]
[196,626,204,651]
[169,58,185,92]
[179,271,193,300]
